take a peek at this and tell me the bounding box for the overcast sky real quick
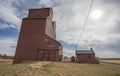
[0,0,120,58]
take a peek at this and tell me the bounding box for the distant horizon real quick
[0,53,120,59]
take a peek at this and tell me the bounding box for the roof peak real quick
[76,48,94,51]
[76,50,95,54]
[76,48,95,54]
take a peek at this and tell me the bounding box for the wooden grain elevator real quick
[13,8,63,63]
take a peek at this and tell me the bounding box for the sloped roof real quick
[76,50,95,54]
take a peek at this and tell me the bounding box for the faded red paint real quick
[13,8,63,64]
[75,49,99,64]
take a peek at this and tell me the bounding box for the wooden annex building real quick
[72,48,99,64]
[13,8,63,64]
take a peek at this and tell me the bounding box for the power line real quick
[75,0,94,50]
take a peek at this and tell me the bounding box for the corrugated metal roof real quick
[76,50,95,54]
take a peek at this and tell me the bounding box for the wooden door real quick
[43,51,49,61]
[36,50,57,61]
[37,50,43,60]
[49,51,56,61]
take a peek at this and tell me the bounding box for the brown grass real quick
[0,59,120,76]
[100,60,120,65]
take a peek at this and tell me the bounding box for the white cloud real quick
[63,48,75,57]
[39,0,52,6]
[0,37,17,56]
[0,23,17,30]
[52,1,119,45]
[0,5,21,25]
[96,50,120,58]
[38,0,61,7]
[0,0,22,29]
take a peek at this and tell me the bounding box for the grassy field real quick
[100,60,120,64]
[0,59,120,76]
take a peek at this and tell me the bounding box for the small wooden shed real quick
[76,48,99,64]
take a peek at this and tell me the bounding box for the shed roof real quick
[76,50,95,54]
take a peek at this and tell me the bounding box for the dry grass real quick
[0,59,120,76]
[100,60,120,65]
